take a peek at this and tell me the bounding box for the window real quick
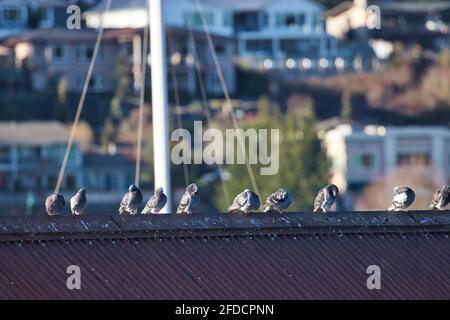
[261,13,269,28]
[246,39,272,54]
[397,153,431,166]
[297,13,306,26]
[38,8,53,28]
[76,45,104,62]
[3,8,22,23]
[0,146,10,163]
[66,176,77,190]
[361,154,374,168]
[313,14,324,31]
[276,13,305,29]
[79,75,105,91]
[215,44,226,55]
[184,12,214,27]
[52,45,65,61]
[46,144,64,161]
[224,13,232,27]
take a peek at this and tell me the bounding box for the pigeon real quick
[177,183,200,214]
[313,184,339,213]
[429,184,450,210]
[264,188,292,213]
[387,186,415,211]
[70,188,87,215]
[142,187,167,214]
[228,189,261,214]
[118,184,143,215]
[45,193,65,215]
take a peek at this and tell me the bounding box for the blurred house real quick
[0,121,82,192]
[3,28,122,92]
[0,121,134,193]
[324,124,450,207]
[208,0,340,68]
[84,0,236,95]
[325,0,450,60]
[0,0,69,40]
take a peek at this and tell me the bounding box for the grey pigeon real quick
[142,187,167,214]
[429,184,450,210]
[45,193,65,215]
[228,189,261,214]
[118,184,143,215]
[264,188,292,213]
[313,184,339,213]
[387,186,415,211]
[177,183,200,214]
[70,188,87,215]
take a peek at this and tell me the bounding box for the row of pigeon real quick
[45,182,450,216]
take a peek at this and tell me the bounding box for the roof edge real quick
[0,211,448,241]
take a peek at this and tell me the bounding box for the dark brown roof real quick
[324,1,353,17]
[0,212,449,299]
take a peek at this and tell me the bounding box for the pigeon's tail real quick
[263,205,271,213]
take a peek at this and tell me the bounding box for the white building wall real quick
[325,125,450,192]
[85,0,234,37]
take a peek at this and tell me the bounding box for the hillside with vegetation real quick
[282,48,450,125]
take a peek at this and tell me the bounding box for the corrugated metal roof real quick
[0,212,448,299]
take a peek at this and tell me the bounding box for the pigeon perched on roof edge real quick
[119,184,143,215]
[177,183,200,214]
[388,186,415,211]
[45,193,65,216]
[264,188,292,213]
[228,189,261,214]
[142,187,168,214]
[70,188,87,215]
[313,184,339,213]
[429,184,450,210]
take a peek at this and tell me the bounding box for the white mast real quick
[149,0,172,213]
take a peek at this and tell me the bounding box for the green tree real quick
[340,84,352,122]
[101,56,130,149]
[212,97,329,211]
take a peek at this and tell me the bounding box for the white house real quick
[84,0,234,37]
[85,0,346,73]
[210,0,338,59]
[324,124,450,199]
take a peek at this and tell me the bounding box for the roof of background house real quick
[3,28,119,46]
[376,1,450,14]
[0,211,448,299]
[201,0,275,10]
[0,121,74,145]
[86,0,147,13]
[324,1,353,17]
[88,0,322,13]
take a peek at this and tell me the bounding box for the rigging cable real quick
[167,28,190,187]
[54,0,112,194]
[195,0,261,197]
[135,12,149,187]
[187,24,230,204]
